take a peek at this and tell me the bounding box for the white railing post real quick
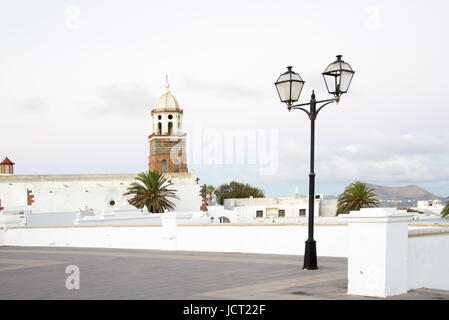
[341,208,414,297]
[161,212,178,250]
[0,229,5,246]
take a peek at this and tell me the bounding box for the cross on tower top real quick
[165,75,170,91]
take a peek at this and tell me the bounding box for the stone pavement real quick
[0,246,448,300]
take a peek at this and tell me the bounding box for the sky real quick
[1,0,449,197]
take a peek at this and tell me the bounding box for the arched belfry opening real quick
[149,77,188,173]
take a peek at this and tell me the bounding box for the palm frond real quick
[337,181,380,215]
[442,197,449,218]
[124,170,179,213]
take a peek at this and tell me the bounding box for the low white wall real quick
[0,226,165,250]
[341,208,413,297]
[0,229,4,246]
[177,225,348,257]
[342,208,449,297]
[407,231,449,291]
[0,223,349,257]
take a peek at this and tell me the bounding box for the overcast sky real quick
[1,0,449,197]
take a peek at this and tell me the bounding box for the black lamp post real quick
[274,55,355,270]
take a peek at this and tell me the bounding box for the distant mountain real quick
[365,183,444,201]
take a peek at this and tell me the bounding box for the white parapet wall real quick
[176,224,348,256]
[407,228,449,291]
[341,208,414,297]
[0,225,167,249]
[341,208,449,297]
[0,214,349,257]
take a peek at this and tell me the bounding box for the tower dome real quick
[154,82,180,110]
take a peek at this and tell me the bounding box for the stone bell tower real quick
[148,78,187,173]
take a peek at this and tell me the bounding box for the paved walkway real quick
[0,246,448,300]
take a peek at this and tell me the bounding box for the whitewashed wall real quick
[407,231,449,291]
[235,202,317,219]
[225,198,337,219]
[0,226,165,250]
[0,223,349,257]
[0,174,202,214]
[342,208,449,297]
[177,225,348,257]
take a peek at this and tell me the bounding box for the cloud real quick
[2,1,449,197]
[182,77,261,100]
[15,98,46,113]
[329,133,446,161]
[254,132,449,187]
[89,83,155,117]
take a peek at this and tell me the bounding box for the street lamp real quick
[274,55,355,270]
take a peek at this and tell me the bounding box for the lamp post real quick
[274,55,355,270]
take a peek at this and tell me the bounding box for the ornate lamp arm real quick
[289,91,338,120]
[315,100,335,117]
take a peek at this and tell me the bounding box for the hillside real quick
[365,183,444,201]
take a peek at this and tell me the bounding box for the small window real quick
[158,115,162,120]
[299,209,306,216]
[174,163,179,172]
[109,200,116,206]
[256,210,263,218]
[278,209,285,217]
[219,216,230,223]
[315,195,321,199]
[161,160,166,173]
[168,114,173,120]
[158,122,162,135]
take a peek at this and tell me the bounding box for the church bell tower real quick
[148,78,187,173]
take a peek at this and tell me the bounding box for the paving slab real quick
[0,246,448,300]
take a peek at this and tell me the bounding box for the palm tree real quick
[124,171,179,213]
[442,198,449,218]
[206,185,215,205]
[337,181,380,215]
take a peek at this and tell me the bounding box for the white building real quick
[0,172,201,215]
[0,81,202,220]
[223,189,337,222]
[414,199,445,216]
